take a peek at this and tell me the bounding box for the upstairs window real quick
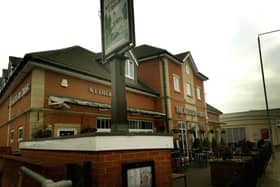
[186,83,192,97]
[125,59,134,80]
[173,75,180,92]
[197,87,201,100]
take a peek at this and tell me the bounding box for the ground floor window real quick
[224,127,245,144]
[96,118,153,132]
[57,128,77,137]
[97,118,112,132]
[128,120,153,132]
[10,129,14,143]
[18,126,24,142]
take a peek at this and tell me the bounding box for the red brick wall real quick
[0,126,8,147]
[1,149,173,187]
[45,70,158,112]
[167,60,184,100]
[8,114,30,150]
[0,74,32,148]
[45,70,112,105]
[0,99,9,125]
[127,91,156,111]
[10,77,32,119]
[138,59,162,93]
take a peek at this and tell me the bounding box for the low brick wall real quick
[1,149,172,187]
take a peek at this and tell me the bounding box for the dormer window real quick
[125,59,134,80]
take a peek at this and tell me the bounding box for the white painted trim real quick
[20,135,174,151]
[97,129,111,133]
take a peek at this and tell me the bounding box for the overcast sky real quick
[1,0,280,113]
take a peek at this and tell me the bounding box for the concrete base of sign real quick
[3,133,173,187]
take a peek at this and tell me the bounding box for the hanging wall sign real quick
[101,0,135,63]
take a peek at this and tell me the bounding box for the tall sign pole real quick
[258,29,280,145]
[100,0,135,133]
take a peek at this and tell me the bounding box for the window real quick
[57,128,77,137]
[186,83,192,97]
[196,87,201,100]
[185,64,190,74]
[10,129,14,143]
[129,120,153,132]
[125,59,134,80]
[173,75,180,92]
[178,121,186,129]
[97,118,112,132]
[18,126,24,141]
[224,128,245,144]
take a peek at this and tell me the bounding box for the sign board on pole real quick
[101,0,135,63]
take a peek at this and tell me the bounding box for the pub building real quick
[0,44,208,168]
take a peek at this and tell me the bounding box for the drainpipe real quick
[159,57,170,133]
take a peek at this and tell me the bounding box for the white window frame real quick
[196,87,201,100]
[186,83,192,97]
[18,126,24,142]
[97,117,112,132]
[128,120,153,133]
[10,129,14,143]
[57,128,77,137]
[125,59,134,80]
[178,121,186,130]
[173,74,180,92]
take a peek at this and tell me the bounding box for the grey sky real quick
[1,0,280,113]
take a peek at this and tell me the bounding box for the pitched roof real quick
[175,51,208,81]
[207,103,223,114]
[9,56,22,67]
[24,46,159,95]
[134,44,167,59]
[25,46,110,80]
[134,44,181,63]
[175,51,190,61]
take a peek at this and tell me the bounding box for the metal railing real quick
[18,166,72,187]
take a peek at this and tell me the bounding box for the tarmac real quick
[173,147,280,187]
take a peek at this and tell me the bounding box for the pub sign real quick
[101,0,135,63]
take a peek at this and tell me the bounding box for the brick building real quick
[221,109,280,146]
[207,103,224,144]
[0,44,208,164]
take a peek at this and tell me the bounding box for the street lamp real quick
[257,29,280,145]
